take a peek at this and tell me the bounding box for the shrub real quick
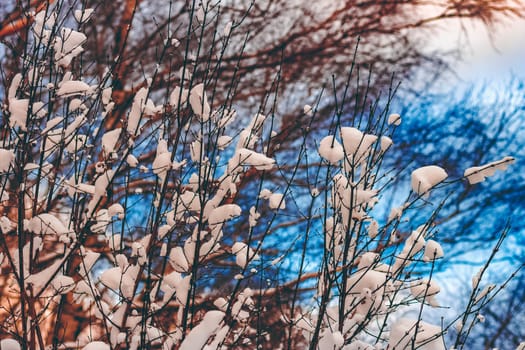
[0,1,521,349]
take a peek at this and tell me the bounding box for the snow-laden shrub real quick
[0,1,520,349]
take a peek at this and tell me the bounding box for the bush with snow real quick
[0,1,520,349]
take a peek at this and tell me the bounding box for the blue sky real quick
[436,16,525,82]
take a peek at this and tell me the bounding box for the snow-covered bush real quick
[0,1,520,349]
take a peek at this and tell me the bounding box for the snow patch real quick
[388,318,444,350]
[464,156,514,184]
[318,135,344,163]
[411,165,447,196]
